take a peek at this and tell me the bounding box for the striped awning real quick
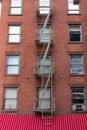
[0,114,87,130]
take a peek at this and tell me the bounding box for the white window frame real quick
[6,55,20,75]
[8,25,21,43]
[4,87,18,110]
[68,24,82,42]
[70,55,84,75]
[10,0,22,15]
[67,0,80,14]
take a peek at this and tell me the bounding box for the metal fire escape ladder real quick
[39,74,51,109]
[38,11,54,118]
[39,11,50,40]
[41,74,53,124]
[42,74,51,97]
[40,40,51,66]
[41,12,51,32]
[39,12,51,76]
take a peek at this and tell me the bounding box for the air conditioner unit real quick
[70,68,78,74]
[72,104,85,111]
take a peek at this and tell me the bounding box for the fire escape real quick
[34,0,55,118]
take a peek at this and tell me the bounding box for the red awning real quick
[0,114,87,130]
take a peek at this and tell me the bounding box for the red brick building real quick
[0,0,87,129]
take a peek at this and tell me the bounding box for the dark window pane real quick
[72,88,84,93]
[72,99,84,104]
[70,34,80,41]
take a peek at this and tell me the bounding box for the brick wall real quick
[0,0,87,113]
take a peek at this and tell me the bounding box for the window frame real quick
[37,24,51,43]
[67,0,80,14]
[5,54,20,75]
[71,87,85,112]
[8,24,21,43]
[3,86,18,110]
[37,54,52,75]
[38,0,51,15]
[9,0,22,15]
[69,54,84,75]
[37,87,51,110]
[68,24,82,43]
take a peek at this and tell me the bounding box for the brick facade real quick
[0,0,87,114]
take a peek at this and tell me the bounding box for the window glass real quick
[6,55,19,74]
[38,54,51,64]
[11,8,22,14]
[70,55,84,74]
[69,24,81,42]
[4,88,17,109]
[5,88,17,98]
[9,35,20,43]
[7,56,19,65]
[9,26,20,34]
[39,0,50,14]
[7,66,19,74]
[37,87,51,109]
[11,0,22,7]
[71,87,85,111]
[35,55,53,76]
[38,24,51,43]
[39,0,50,6]
[37,54,52,74]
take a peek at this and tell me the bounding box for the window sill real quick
[67,13,81,15]
[72,110,86,113]
[7,42,21,44]
[4,74,20,77]
[69,74,85,76]
[1,109,18,113]
[8,14,22,16]
[69,42,82,44]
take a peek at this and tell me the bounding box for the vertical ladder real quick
[42,113,53,125]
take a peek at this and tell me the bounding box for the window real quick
[68,24,82,42]
[37,24,51,43]
[4,87,18,110]
[38,0,50,15]
[10,0,22,15]
[71,87,85,111]
[68,0,80,14]
[8,25,21,43]
[37,54,52,75]
[70,55,84,75]
[37,87,51,110]
[6,55,20,75]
